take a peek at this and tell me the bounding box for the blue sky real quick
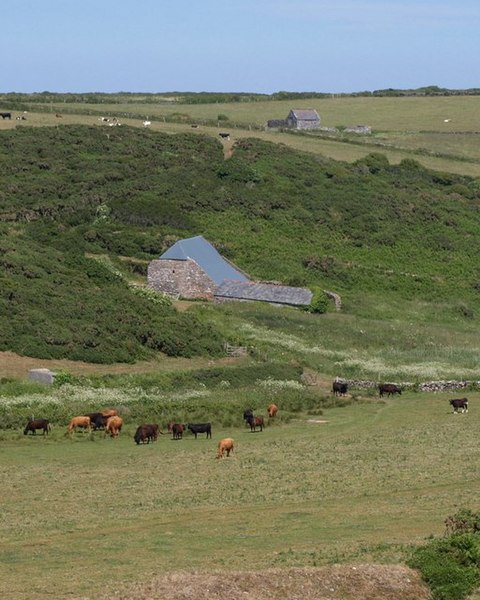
[2,0,479,93]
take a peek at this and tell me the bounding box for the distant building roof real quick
[159,235,249,285]
[289,109,320,122]
[215,281,313,306]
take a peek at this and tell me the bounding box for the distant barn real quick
[267,109,321,130]
[286,109,320,130]
[147,235,312,307]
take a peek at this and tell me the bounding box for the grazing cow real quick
[379,383,402,397]
[105,415,123,438]
[246,414,264,433]
[219,132,230,140]
[267,403,278,418]
[67,416,91,435]
[134,424,161,444]
[0,112,11,119]
[332,380,348,396]
[450,398,469,414]
[168,422,185,440]
[187,423,212,439]
[216,438,234,458]
[55,113,63,118]
[24,419,50,436]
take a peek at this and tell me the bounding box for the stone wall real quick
[344,379,479,393]
[147,258,216,300]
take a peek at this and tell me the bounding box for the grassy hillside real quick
[2,124,480,369]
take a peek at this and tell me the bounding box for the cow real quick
[0,112,11,119]
[24,419,50,436]
[216,438,234,458]
[246,414,264,433]
[450,398,468,414]
[267,403,278,418]
[187,423,212,439]
[379,383,402,397]
[105,415,123,438]
[243,409,254,425]
[66,416,91,435]
[332,380,348,396]
[168,422,185,440]
[219,132,230,140]
[134,424,161,444]
[85,412,109,430]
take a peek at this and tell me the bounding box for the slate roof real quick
[159,235,249,285]
[215,281,313,306]
[289,109,320,122]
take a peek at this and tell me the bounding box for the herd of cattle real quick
[20,383,471,454]
[21,403,280,459]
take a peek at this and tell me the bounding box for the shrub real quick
[408,510,480,600]
[306,287,329,314]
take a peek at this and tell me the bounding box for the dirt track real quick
[0,351,241,379]
[101,565,431,600]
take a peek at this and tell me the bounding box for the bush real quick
[408,510,480,599]
[306,287,329,314]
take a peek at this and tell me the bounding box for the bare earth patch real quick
[100,565,430,600]
[0,351,242,379]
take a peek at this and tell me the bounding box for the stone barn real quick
[286,109,320,130]
[147,235,249,300]
[148,235,313,308]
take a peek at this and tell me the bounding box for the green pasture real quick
[1,391,479,599]
[3,95,480,176]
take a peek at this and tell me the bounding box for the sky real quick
[2,0,479,94]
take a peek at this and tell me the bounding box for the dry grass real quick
[100,565,431,600]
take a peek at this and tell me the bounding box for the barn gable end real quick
[147,258,216,300]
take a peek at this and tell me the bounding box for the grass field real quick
[1,390,479,599]
[2,95,480,176]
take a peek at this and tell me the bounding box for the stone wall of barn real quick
[286,117,320,130]
[147,258,216,300]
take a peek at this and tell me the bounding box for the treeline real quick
[2,87,480,108]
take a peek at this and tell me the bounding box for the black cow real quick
[85,412,109,430]
[0,112,12,120]
[24,419,50,435]
[379,383,402,397]
[332,380,348,396]
[187,423,212,439]
[450,398,468,414]
[243,409,254,425]
[246,414,264,432]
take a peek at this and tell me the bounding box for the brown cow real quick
[168,422,185,440]
[67,416,91,435]
[24,419,50,435]
[267,403,278,418]
[216,438,234,459]
[105,415,123,438]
